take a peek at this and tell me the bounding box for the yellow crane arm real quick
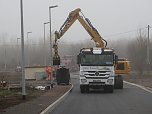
[54,8,106,48]
[53,8,130,75]
[53,8,107,65]
[77,16,105,48]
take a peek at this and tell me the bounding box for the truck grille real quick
[89,82,105,85]
[84,71,110,77]
[86,77,108,79]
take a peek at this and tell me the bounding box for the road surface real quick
[50,73,152,114]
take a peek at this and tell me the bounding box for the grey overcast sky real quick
[0,0,152,43]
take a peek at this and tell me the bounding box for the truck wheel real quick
[104,85,114,93]
[109,86,114,93]
[114,75,123,89]
[80,88,85,93]
[80,86,85,93]
[86,86,90,93]
[119,77,123,89]
[107,85,114,93]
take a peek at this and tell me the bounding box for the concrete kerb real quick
[40,84,73,114]
[124,81,152,94]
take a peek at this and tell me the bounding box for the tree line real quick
[0,31,151,74]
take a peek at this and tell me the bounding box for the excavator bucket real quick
[53,56,60,65]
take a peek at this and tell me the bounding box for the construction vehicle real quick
[53,8,130,93]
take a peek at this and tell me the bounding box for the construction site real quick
[0,1,152,114]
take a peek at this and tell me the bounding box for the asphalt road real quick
[50,73,152,114]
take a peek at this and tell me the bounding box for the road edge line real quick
[40,84,73,114]
[124,81,152,94]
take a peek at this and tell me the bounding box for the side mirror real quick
[115,55,118,64]
[77,54,81,64]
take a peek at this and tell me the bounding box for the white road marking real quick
[40,84,73,114]
[124,81,152,94]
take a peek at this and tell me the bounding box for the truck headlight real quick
[81,79,87,83]
[110,71,114,76]
[107,79,113,84]
[80,71,84,75]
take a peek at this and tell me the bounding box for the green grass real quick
[0,88,45,98]
[0,89,21,97]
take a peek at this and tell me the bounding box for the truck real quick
[53,8,130,93]
[77,48,116,93]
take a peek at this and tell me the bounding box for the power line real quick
[103,27,147,38]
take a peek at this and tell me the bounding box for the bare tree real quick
[127,30,147,75]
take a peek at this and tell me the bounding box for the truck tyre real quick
[108,85,114,93]
[80,88,85,93]
[114,75,123,89]
[80,86,85,93]
[86,86,90,93]
[104,85,114,93]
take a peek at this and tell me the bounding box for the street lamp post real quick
[17,38,21,66]
[20,0,26,100]
[44,22,50,66]
[4,47,7,71]
[147,25,150,65]
[27,32,32,67]
[49,5,58,88]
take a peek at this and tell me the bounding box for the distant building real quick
[25,66,47,80]
[61,55,78,72]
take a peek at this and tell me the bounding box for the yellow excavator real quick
[53,8,130,91]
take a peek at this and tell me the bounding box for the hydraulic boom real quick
[53,8,130,76]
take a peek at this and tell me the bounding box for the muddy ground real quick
[0,85,71,111]
[0,71,152,111]
[0,71,71,111]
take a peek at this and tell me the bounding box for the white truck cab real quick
[77,48,116,93]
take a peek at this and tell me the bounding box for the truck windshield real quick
[81,54,114,66]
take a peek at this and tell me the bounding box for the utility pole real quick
[44,22,50,66]
[4,47,7,70]
[17,38,21,66]
[147,25,150,65]
[20,0,26,100]
[49,5,58,88]
[27,32,32,67]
